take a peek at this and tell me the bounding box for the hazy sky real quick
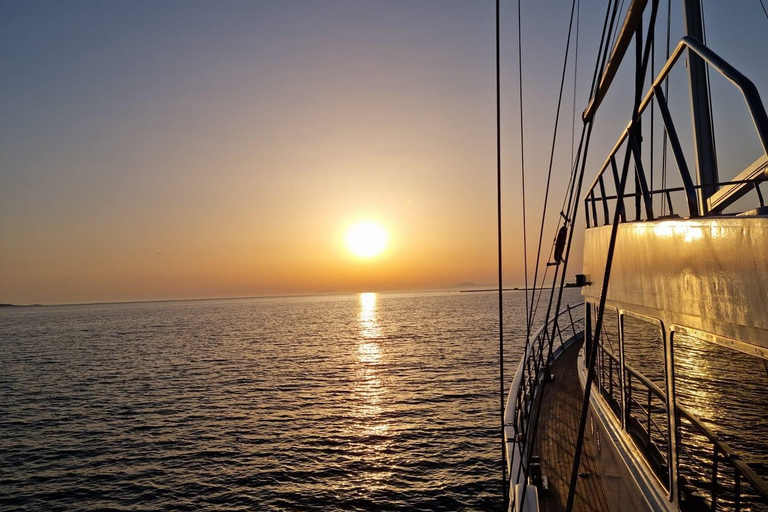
[2,1,767,304]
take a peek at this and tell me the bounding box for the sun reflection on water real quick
[351,292,392,483]
[358,292,381,341]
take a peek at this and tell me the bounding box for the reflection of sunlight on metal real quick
[652,221,704,242]
[358,292,381,339]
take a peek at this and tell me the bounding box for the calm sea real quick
[0,290,581,511]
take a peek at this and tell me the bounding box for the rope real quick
[661,0,671,215]
[700,0,719,180]
[760,0,768,21]
[510,1,615,509]
[565,3,660,510]
[587,0,619,105]
[517,0,531,342]
[512,3,531,506]
[527,0,580,332]
[650,35,655,193]
[572,0,580,168]
[609,0,627,59]
[515,3,613,510]
[495,0,507,506]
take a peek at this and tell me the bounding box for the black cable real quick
[588,1,618,103]
[534,0,617,337]
[565,3,660,508]
[527,0,579,332]
[609,0,627,58]
[700,0,719,180]
[517,0,530,342]
[572,0,580,167]
[511,2,531,506]
[661,0,671,214]
[651,35,655,193]
[511,1,615,509]
[495,0,507,506]
[759,0,768,21]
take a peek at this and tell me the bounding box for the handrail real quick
[505,303,585,504]
[597,342,768,503]
[584,36,768,220]
[677,410,768,501]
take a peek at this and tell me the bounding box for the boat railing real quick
[583,36,768,224]
[585,178,767,227]
[598,346,672,487]
[595,342,768,511]
[505,302,585,492]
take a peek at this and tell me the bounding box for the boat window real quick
[594,305,622,420]
[621,313,670,489]
[673,330,768,511]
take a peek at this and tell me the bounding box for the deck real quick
[533,340,612,512]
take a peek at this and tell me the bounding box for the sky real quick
[1,0,767,305]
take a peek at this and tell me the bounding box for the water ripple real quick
[0,291,579,511]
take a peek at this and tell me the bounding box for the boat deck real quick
[534,340,612,512]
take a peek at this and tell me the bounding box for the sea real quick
[0,290,579,512]
[2,288,765,512]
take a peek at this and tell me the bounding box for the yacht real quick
[502,1,768,511]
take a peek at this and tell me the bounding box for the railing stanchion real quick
[712,445,719,511]
[609,354,614,398]
[647,388,652,446]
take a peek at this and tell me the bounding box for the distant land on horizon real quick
[457,282,580,293]
[1,281,582,308]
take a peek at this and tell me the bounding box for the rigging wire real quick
[759,0,768,22]
[591,0,624,103]
[534,0,620,338]
[572,0,580,168]
[527,0,580,331]
[494,0,507,505]
[661,0,671,215]
[565,3,661,510]
[608,0,627,57]
[651,34,655,193]
[509,2,532,505]
[700,0,719,180]
[512,2,617,511]
[517,0,531,340]
[587,0,619,105]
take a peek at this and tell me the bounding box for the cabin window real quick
[621,313,670,489]
[592,305,622,421]
[672,330,768,512]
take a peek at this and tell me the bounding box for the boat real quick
[500,0,768,511]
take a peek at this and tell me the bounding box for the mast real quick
[683,0,718,215]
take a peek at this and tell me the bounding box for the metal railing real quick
[597,346,671,488]
[584,36,768,225]
[505,303,585,495]
[586,179,767,227]
[595,340,768,511]
[677,410,768,512]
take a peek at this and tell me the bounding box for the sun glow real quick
[345,221,388,258]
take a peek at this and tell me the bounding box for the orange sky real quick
[2,1,767,304]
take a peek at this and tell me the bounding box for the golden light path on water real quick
[352,292,393,489]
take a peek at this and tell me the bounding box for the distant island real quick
[449,281,486,288]
[0,303,43,307]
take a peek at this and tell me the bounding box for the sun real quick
[345,221,388,258]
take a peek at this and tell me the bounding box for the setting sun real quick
[345,221,388,258]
